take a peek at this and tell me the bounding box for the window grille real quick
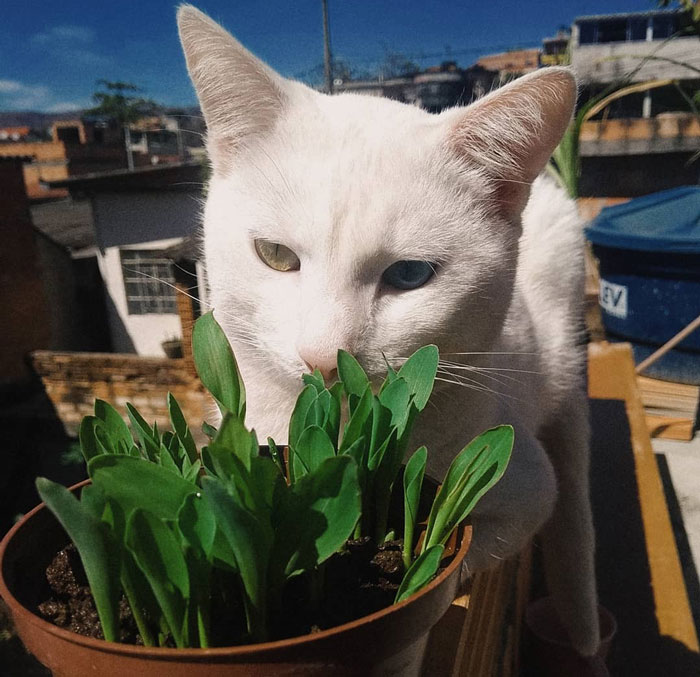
[120,249,177,315]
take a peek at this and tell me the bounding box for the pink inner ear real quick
[446,68,576,217]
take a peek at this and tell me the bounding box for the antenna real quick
[322,0,334,94]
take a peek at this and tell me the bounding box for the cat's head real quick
[178,5,575,388]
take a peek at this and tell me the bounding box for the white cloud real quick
[0,80,52,110]
[32,25,96,45]
[46,100,90,113]
[31,24,108,66]
[0,79,23,93]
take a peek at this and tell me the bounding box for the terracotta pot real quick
[161,340,183,359]
[0,480,472,676]
[524,596,617,677]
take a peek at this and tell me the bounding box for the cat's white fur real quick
[178,5,600,656]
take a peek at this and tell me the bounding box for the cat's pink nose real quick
[299,352,337,383]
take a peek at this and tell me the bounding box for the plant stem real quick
[120,562,156,646]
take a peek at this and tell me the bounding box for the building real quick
[45,162,206,357]
[334,62,498,112]
[570,8,700,196]
[571,9,699,117]
[0,157,52,389]
[476,48,541,77]
[0,118,127,201]
[0,112,206,201]
[541,30,571,67]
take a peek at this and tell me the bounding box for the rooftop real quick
[30,199,96,255]
[574,8,684,22]
[42,161,204,196]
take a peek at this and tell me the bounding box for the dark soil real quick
[37,538,407,646]
[37,545,140,643]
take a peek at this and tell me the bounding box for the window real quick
[597,19,628,43]
[653,15,676,39]
[56,126,81,144]
[120,249,177,315]
[578,22,597,45]
[628,17,648,41]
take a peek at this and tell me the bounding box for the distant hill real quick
[0,110,85,130]
[0,107,202,131]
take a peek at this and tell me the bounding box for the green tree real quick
[87,80,160,170]
[87,80,159,124]
[378,51,419,79]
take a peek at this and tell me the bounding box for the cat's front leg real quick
[538,394,600,657]
[464,427,557,574]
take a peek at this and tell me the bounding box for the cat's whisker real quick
[441,351,537,356]
[439,363,517,389]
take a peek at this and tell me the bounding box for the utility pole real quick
[322,0,333,94]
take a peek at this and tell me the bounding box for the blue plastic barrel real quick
[586,186,700,385]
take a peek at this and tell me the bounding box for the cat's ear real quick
[177,5,287,172]
[444,67,576,218]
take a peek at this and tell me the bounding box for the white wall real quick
[92,191,202,357]
[98,239,184,356]
[571,36,699,84]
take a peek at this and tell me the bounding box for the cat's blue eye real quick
[382,261,436,291]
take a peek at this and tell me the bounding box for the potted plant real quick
[161,336,183,359]
[0,313,513,676]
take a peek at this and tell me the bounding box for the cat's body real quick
[178,5,599,656]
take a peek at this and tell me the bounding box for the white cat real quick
[178,5,600,656]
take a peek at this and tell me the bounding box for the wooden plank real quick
[588,341,699,652]
[644,414,695,441]
[636,375,699,441]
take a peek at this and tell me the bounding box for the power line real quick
[294,39,542,81]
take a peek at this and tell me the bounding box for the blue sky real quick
[1,0,663,112]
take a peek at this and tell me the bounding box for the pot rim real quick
[0,479,472,658]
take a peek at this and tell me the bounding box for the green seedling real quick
[37,311,513,647]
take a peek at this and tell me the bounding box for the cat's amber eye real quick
[382,261,436,290]
[254,239,300,272]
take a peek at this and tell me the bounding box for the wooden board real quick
[636,375,699,441]
[588,341,699,652]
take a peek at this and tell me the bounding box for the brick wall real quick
[31,351,214,441]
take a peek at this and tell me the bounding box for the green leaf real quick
[159,440,182,475]
[291,425,335,482]
[396,345,439,411]
[271,455,361,582]
[168,393,198,464]
[94,399,133,454]
[88,455,197,521]
[267,437,285,476]
[403,446,427,568]
[378,377,411,434]
[289,385,317,450]
[126,403,160,462]
[339,385,373,454]
[192,311,246,418]
[178,493,216,559]
[368,399,394,472]
[183,459,202,484]
[337,350,370,402]
[424,425,513,550]
[126,509,190,647]
[395,545,444,604]
[202,421,218,440]
[36,478,121,642]
[202,477,272,642]
[301,369,325,393]
[212,413,258,472]
[79,416,101,463]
